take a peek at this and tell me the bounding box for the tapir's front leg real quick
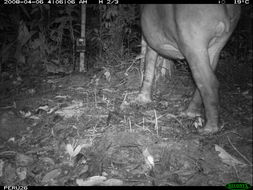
[136,46,158,104]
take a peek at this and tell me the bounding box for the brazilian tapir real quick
[137,4,241,134]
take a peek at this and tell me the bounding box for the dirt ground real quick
[0,56,252,186]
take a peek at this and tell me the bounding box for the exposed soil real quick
[0,56,252,186]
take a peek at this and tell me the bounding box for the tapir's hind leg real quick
[136,45,158,104]
[183,38,228,117]
[183,41,220,134]
[183,89,202,118]
[183,35,232,134]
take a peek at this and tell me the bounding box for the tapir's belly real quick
[151,43,184,60]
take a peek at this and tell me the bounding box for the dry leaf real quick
[143,148,154,169]
[20,110,31,118]
[104,70,111,82]
[101,178,123,186]
[40,157,55,165]
[16,153,33,167]
[215,144,246,166]
[0,159,4,177]
[76,176,107,186]
[55,101,84,118]
[66,144,82,158]
[16,167,27,181]
[37,105,50,112]
[55,95,68,99]
[42,168,62,183]
[79,165,89,175]
[120,101,129,110]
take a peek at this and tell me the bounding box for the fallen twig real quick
[227,136,252,166]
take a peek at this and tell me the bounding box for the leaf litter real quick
[0,57,252,186]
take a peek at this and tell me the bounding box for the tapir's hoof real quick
[197,124,219,135]
[134,93,152,105]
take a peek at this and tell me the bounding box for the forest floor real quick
[0,55,252,186]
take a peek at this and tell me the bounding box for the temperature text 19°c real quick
[234,0,250,4]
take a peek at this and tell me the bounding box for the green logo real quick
[226,182,252,190]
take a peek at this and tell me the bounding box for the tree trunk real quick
[79,5,86,72]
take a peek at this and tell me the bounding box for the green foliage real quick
[0,5,80,76]
[224,5,253,64]
[0,5,141,76]
[86,5,140,67]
